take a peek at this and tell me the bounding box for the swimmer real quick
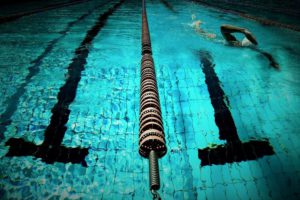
[189,14,216,39]
[189,18,279,68]
[190,21,279,69]
[189,14,202,30]
[220,24,279,69]
[190,20,202,30]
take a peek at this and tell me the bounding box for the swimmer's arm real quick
[221,24,247,34]
[221,24,258,45]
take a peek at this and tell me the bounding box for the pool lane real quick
[0,0,114,134]
[197,50,274,166]
[62,0,144,198]
[5,0,125,166]
[147,0,300,199]
[0,0,112,142]
[2,0,144,198]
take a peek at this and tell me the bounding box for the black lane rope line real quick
[5,0,125,167]
[197,50,274,166]
[0,0,92,24]
[191,0,300,32]
[0,0,111,141]
[159,0,177,13]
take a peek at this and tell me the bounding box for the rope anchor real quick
[151,189,161,200]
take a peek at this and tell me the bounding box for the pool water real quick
[0,0,300,199]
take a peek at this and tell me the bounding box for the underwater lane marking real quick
[0,0,112,141]
[159,0,177,13]
[5,0,125,167]
[197,50,274,166]
[0,0,92,24]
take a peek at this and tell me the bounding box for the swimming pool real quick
[0,0,300,199]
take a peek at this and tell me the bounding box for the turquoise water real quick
[0,0,300,199]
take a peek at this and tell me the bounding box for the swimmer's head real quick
[195,20,202,26]
[191,20,202,29]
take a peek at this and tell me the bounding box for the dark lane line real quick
[43,0,124,147]
[0,0,111,141]
[0,0,92,24]
[159,0,177,13]
[197,50,274,166]
[5,0,125,166]
[199,51,238,142]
